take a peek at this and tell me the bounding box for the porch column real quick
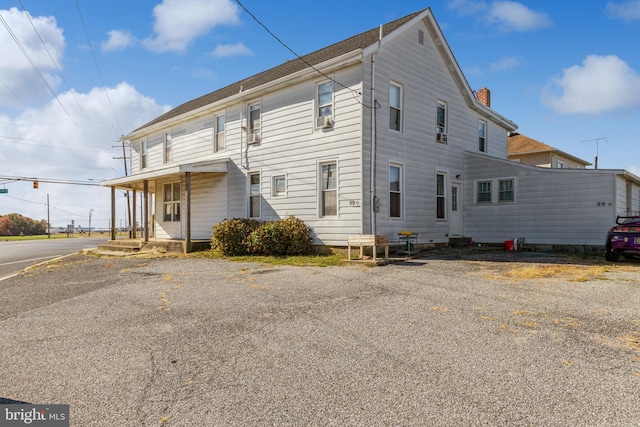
[143,180,149,243]
[132,190,137,239]
[185,172,191,253]
[110,186,116,241]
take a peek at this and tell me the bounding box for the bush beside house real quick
[212,216,313,256]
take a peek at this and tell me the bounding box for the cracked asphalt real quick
[0,252,639,426]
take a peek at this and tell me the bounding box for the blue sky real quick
[1,0,639,229]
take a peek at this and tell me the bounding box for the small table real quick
[397,232,419,256]
[347,235,389,263]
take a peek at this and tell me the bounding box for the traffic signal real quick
[33,181,39,189]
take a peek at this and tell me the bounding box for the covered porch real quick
[101,159,229,253]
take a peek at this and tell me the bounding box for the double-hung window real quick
[478,120,487,152]
[320,162,337,217]
[140,139,148,169]
[436,101,447,143]
[477,181,492,203]
[249,173,260,218]
[390,164,402,218]
[248,103,261,143]
[317,81,333,126]
[436,173,446,220]
[164,132,172,163]
[389,82,402,131]
[215,114,225,152]
[163,182,180,222]
[499,179,514,202]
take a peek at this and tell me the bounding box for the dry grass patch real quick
[502,264,609,281]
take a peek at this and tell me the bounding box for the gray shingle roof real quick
[130,8,427,134]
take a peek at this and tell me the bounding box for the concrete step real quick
[97,240,143,253]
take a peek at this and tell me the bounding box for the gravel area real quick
[0,251,638,426]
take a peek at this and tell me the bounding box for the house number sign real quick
[349,199,361,206]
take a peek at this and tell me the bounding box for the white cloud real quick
[0,83,170,227]
[490,55,522,71]
[448,0,552,32]
[143,0,240,53]
[211,42,252,58]
[486,1,552,31]
[606,0,640,21]
[0,8,65,107]
[101,30,136,51]
[542,55,640,114]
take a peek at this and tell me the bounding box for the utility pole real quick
[582,137,608,169]
[88,208,94,237]
[47,193,51,239]
[113,138,131,234]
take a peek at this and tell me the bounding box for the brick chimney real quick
[477,87,491,107]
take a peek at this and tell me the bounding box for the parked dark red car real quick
[605,216,640,261]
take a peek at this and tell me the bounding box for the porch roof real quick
[101,158,229,190]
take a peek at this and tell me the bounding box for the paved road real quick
[0,252,638,426]
[0,237,106,279]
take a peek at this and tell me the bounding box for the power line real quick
[0,175,101,186]
[233,0,373,108]
[0,11,76,123]
[74,0,124,136]
[18,0,93,124]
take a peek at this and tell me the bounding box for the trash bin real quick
[504,239,515,251]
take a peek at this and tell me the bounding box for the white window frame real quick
[319,161,338,218]
[389,163,403,219]
[316,81,333,124]
[436,100,447,143]
[272,174,286,198]
[249,172,261,219]
[476,180,492,204]
[215,114,225,152]
[163,131,172,163]
[498,179,515,203]
[478,120,487,153]
[389,81,403,132]
[163,182,181,222]
[140,138,148,169]
[248,102,261,143]
[436,172,446,220]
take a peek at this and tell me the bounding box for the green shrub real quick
[212,216,313,256]
[212,218,261,256]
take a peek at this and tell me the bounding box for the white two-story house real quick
[102,7,517,251]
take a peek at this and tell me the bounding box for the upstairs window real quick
[389,82,402,131]
[320,162,337,217]
[436,101,447,143]
[215,114,225,152]
[478,120,487,152]
[557,160,564,169]
[248,103,261,143]
[164,132,172,163]
[249,173,260,218]
[140,139,148,169]
[163,182,180,222]
[317,81,333,128]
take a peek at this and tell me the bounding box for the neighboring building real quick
[507,132,591,169]
[102,7,516,249]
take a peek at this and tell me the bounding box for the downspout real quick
[370,25,382,235]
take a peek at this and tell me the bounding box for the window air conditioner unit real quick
[437,133,448,143]
[248,133,261,144]
[316,116,333,129]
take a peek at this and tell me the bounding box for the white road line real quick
[0,255,58,266]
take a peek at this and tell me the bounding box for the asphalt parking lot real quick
[0,251,639,426]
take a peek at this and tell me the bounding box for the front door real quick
[449,182,463,237]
